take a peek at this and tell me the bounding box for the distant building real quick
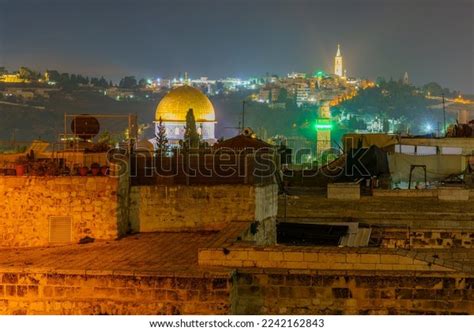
[295,83,311,106]
[334,44,343,77]
[0,74,26,83]
[1,88,34,100]
[287,72,306,79]
[105,87,135,100]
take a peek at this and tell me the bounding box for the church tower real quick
[334,44,343,77]
[403,72,409,85]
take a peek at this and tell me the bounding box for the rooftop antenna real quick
[442,93,446,136]
[224,120,241,135]
[241,100,246,131]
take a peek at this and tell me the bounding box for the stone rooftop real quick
[0,232,230,277]
[1,222,472,277]
[279,193,474,228]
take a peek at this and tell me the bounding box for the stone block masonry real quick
[0,270,231,315]
[198,246,455,272]
[0,176,129,247]
[327,183,360,200]
[129,184,278,233]
[438,187,471,201]
[379,228,474,249]
[232,270,474,314]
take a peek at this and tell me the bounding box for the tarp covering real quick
[345,145,390,180]
[388,153,469,182]
[343,133,399,152]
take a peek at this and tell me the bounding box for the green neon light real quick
[315,118,333,130]
[315,124,332,130]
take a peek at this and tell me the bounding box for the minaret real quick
[316,100,332,158]
[334,44,343,77]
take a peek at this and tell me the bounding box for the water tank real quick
[71,115,100,140]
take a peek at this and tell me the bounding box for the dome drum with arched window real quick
[154,85,216,146]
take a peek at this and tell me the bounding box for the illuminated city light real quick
[315,123,333,130]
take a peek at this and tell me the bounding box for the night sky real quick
[0,0,473,92]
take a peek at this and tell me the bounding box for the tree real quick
[18,67,35,81]
[45,70,60,82]
[119,76,137,89]
[277,88,288,103]
[138,78,147,88]
[155,117,169,155]
[98,76,108,87]
[423,82,443,96]
[183,108,200,149]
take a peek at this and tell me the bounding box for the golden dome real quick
[155,85,215,122]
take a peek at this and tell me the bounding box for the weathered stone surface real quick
[327,183,360,200]
[0,176,129,247]
[0,271,231,315]
[232,271,474,315]
[438,187,470,201]
[129,184,278,234]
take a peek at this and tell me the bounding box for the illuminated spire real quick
[334,44,343,77]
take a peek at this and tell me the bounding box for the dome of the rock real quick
[155,85,215,122]
[152,85,216,146]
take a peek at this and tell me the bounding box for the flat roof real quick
[0,232,230,277]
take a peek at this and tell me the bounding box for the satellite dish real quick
[71,115,100,141]
[242,127,254,137]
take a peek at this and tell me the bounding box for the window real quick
[417,146,437,155]
[441,147,462,155]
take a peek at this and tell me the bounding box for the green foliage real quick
[422,82,443,96]
[155,117,169,154]
[138,78,147,87]
[18,66,37,80]
[183,109,200,149]
[119,76,137,89]
[277,88,288,103]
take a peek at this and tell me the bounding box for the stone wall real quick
[232,270,474,314]
[438,187,471,201]
[129,184,278,233]
[279,195,474,230]
[372,189,437,198]
[379,228,474,249]
[373,188,474,200]
[0,270,231,315]
[199,246,453,272]
[0,176,128,247]
[2,268,472,315]
[327,183,360,200]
